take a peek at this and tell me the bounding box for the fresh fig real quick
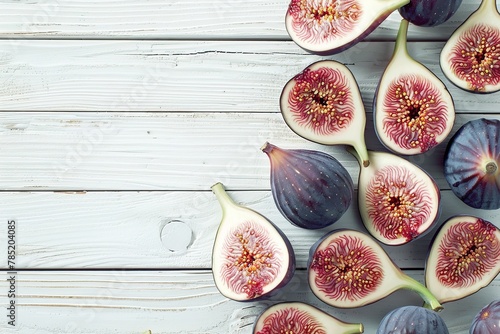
[352,150,441,245]
[262,142,354,229]
[470,300,500,334]
[253,302,364,334]
[308,229,443,311]
[285,0,410,55]
[440,0,500,93]
[425,215,500,305]
[399,0,463,27]
[444,118,500,210]
[211,182,295,301]
[376,305,449,334]
[374,19,455,155]
[280,60,370,167]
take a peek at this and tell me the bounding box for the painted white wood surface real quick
[0,1,499,333]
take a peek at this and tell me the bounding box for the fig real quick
[280,60,370,167]
[444,118,500,210]
[285,0,410,55]
[470,300,500,334]
[253,301,364,334]
[352,150,441,245]
[425,215,500,305]
[211,182,295,301]
[308,229,443,311]
[374,19,455,155]
[440,0,500,93]
[261,142,354,229]
[399,0,463,27]
[376,305,449,334]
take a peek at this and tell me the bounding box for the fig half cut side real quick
[280,60,370,167]
[374,19,455,155]
[440,0,500,93]
[444,118,500,210]
[285,0,410,55]
[308,229,443,311]
[425,215,500,305]
[211,182,295,302]
[262,142,354,229]
[352,150,441,245]
[253,302,364,334]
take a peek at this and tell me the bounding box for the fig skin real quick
[262,142,354,230]
[210,182,295,302]
[425,215,500,306]
[252,301,364,334]
[444,118,500,210]
[376,305,449,334]
[399,0,463,27]
[470,300,500,334]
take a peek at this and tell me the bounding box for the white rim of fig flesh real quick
[357,151,441,245]
[308,229,443,310]
[425,215,500,304]
[211,182,293,301]
[440,0,500,93]
[285,0,411,55]
[280,60,370,167]
[253,302,364,334]
[375,19,455,155]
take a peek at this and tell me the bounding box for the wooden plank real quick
[0,270,498,333]
[0,190,496,270]
[0,40,499,112]
[0,0,485,41]
[0,112,497,191]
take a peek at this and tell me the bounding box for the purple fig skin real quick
[376,306,449,334]
[470,300,500,334]
[399,0,463,27]
[444,118,500,210]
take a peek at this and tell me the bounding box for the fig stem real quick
[480,0,498,13]
[486,161,497,175]
[211,182,236,214]
[346,146,370,168]
[338,323,364,334]
[399,274,443,312]
[394,19,410,59]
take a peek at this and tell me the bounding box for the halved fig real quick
[374,19,455,155]
[211,182,295,301]
[470,300,500,334]
[351,150,441,245]
[262,142,354,229]
[285,0,410,55]
[399,0,463,27]
[280,60,370,167]
[376,306,449,334]
[308,229,443,311]
[425,215,500,305]
[253,302,364,334]
[440,0,500,93]
[444,118,500,210]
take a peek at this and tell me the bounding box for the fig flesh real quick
[440,0,500,93]
[444,118,500,210]
[470,300,500,334]
[374,19,455,155]
[285,0,410,55]
[399,0,463,27]
[211,182,295,301]
[253,302,364,334]
[425,215,500,305]
[353,150,441,245]
[280,60,370,167]
[308,229,443,311]
[262,142,354,229]
[376,305,449,334]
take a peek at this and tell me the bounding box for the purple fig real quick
[262,142,353,229]
[470,300,500,334]
[399,0,463,27]
[377,306,449,334]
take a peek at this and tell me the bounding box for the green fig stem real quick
[399,274,443,312]
[211,182,237,214]
[394,19,410,59]
[346,146,370,168]
[339,323,364,334]
[480,0,498,13]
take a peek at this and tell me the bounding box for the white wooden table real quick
[0,1,499,333]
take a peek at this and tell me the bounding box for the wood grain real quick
[0,270,498,333]
[0,0,484,41]
[0,40,498,112]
